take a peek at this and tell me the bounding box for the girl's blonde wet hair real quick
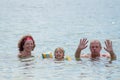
[54,47,65,54]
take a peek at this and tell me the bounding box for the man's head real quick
[90,40,102,58]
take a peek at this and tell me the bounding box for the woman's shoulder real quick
[18,53,22,58]
[18,53,33,58]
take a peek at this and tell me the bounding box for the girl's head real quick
[54,47,65,60]
[18,35,35,52]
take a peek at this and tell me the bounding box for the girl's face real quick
[54,49,64,60]
[23,40,34,52]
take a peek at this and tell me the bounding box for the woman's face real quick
[23,40,34,52]
[54,49,64,60]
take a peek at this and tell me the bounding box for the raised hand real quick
[78,38,88,50]
[104,40,116,61]
[75,38,88,60]
[104,40,113,53]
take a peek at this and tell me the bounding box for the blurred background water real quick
[0,0,120,80]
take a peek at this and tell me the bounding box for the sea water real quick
[0,0,120,80]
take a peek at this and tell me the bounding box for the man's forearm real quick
[109,51,116,60]
[75,48,81,60]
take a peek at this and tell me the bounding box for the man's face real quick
[90,41,101,54]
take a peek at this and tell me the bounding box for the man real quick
[75,38,116,61]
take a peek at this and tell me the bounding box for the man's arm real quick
[75,38,88,60]
[104,40,116,61]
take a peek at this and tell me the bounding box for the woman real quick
[18,35,36,58]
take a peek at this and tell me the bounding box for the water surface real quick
[0,0,120,80]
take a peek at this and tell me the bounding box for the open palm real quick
[78,38,88,50]
[104,40,113,53]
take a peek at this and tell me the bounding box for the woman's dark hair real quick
[18,35,35,52]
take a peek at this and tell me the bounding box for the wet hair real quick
[18,35,36,52]
[90,40,101,48]
[54,47,65,58]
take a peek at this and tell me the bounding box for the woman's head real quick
[54,47,65,60]
[18,35,35,52]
